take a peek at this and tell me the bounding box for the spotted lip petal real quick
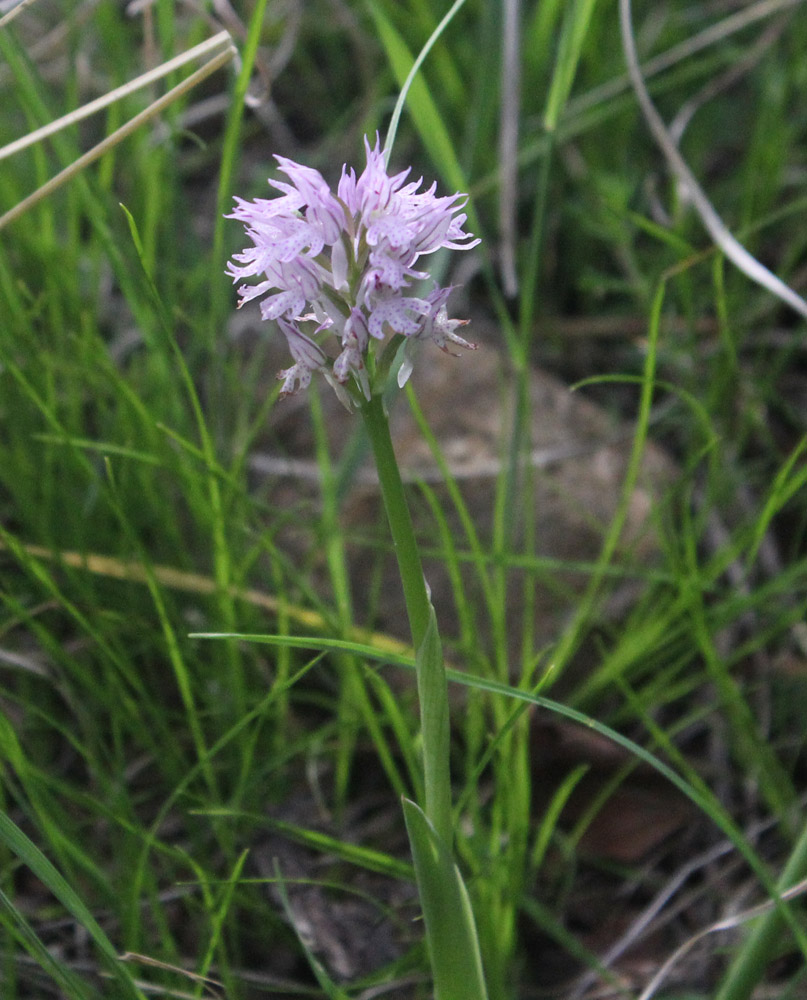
[367,292,430,339]
[277,363,312,395]
[226,134,480,400]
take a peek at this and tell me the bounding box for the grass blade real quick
[0,812,147,1000]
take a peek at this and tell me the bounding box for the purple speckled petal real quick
[367,294,430,339]
[278,318,327,370]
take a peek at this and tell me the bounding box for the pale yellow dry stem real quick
[0,0,39,32]
[0,27,236,231]
[118,952,223,993]
[0,538,411,659]
[0,30,234,163]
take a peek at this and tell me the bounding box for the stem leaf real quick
[402,798,488,1000]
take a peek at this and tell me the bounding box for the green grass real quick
[2,0,807,997]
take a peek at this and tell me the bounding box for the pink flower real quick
[227,135,479,403]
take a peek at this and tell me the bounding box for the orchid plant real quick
[228,136,488,1000]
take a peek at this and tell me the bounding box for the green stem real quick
[361,392,452,846]
[362,393,431,649]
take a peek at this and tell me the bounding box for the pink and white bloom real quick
[227,135,479,402]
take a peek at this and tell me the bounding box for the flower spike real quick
[227,135,480,402]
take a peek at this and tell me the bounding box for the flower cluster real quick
[226,135,479,405]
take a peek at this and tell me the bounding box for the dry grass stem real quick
[0,0,38,31]
[0,30,234,163]
[0,37,236,231]
[0,537,411,659]
[619,0,807,320]
[498,0,520,298]
[637,877,807,1000]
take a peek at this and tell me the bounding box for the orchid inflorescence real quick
[226,135,480,406]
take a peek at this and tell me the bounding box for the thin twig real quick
[669,17,788,145]
[569,836,737,1000]
[573,0,806,119]
[637,877,807,1000]
[619,0,807,320]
